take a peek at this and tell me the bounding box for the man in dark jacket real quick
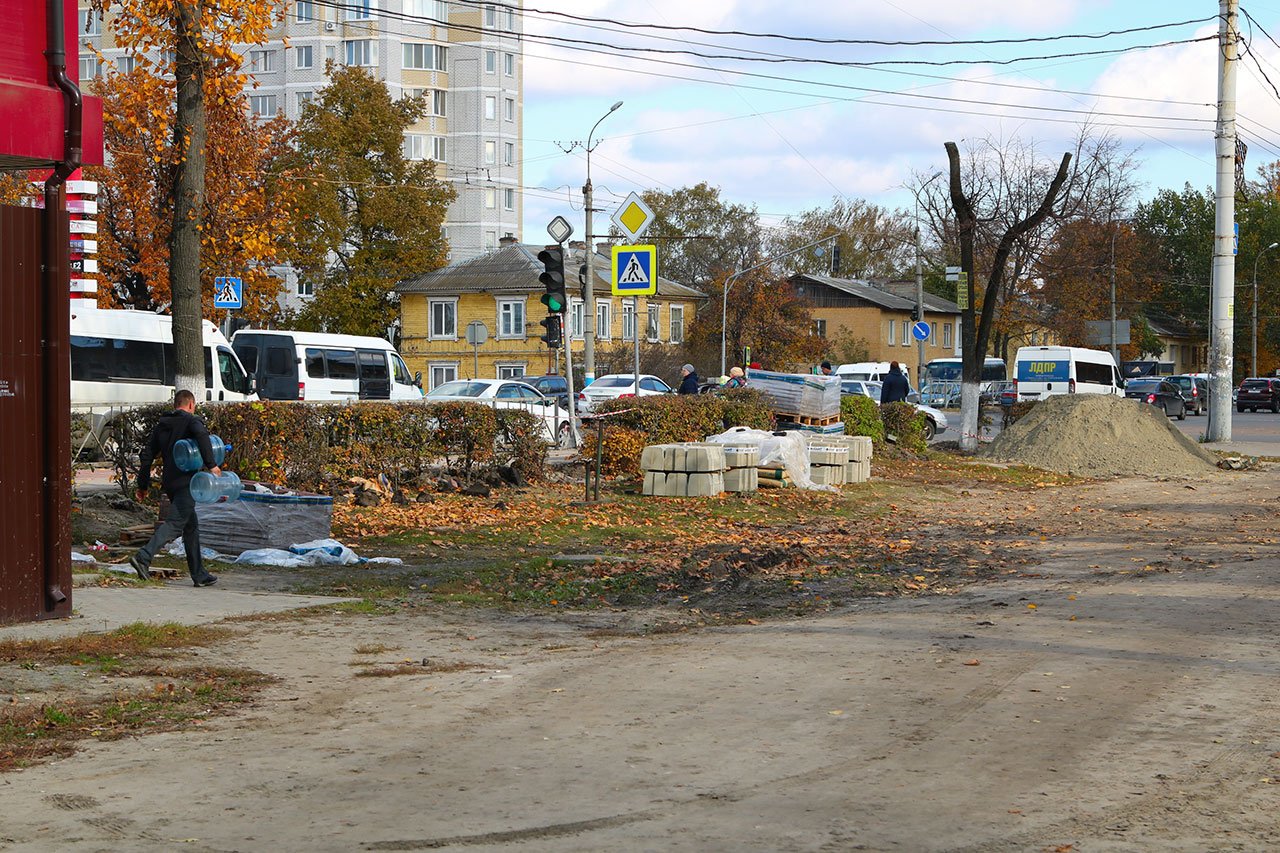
[678,363,700,395]
[881,361,911,404]
[130,390,220,587]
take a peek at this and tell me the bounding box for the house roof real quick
[396,243,707,300]
[1144,311,1201,340]
[790,274,961,315]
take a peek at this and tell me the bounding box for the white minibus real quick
[231,330,423,402]
[1013,346,1123,401]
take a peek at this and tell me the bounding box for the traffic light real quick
[538,246,567,313]
[911,304,921,322]
[830,245,842,276]
[539,314,563,349]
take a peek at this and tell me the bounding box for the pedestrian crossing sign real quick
[612,245,657,296]
[213,276,243,310]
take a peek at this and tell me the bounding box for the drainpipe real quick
[42,0,84,610]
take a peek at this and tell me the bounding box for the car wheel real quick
[923,419,937,442]
[1177,402,1186,420]
[1272,400,1279,414]
[1251,407,1258,413]
[1238,404,1245,413]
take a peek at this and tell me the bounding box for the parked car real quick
[526,374,570,409]
[425,378,573,447]
[1166,374,1209,416]
[1124,378,1187,420]
[841,380,949,441]
[576,373,673,413]
[1236,377,1280,412]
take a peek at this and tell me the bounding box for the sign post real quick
[612,244,658,392]
[213,276,243,338]
[465,320,489,378]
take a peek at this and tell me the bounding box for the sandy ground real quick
[3,470,1280,852]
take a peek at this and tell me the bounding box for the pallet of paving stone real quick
[748,370,842,419]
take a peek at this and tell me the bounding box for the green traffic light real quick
[542,293,565,312]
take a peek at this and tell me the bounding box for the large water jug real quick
[190,470,243,504]
[173,435,230,472]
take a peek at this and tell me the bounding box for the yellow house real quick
[397,238,707,388]
[789,274,961,378]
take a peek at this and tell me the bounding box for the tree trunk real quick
[169,1,206,398]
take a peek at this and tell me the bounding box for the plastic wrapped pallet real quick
[703,427,836,492]
[746,370,842,419]
[194,489,334,554]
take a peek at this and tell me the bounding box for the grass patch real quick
[354,661,479,678]
[0,622,231,671]
[353,643,400,655]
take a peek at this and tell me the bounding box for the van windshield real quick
[926,362,962,382]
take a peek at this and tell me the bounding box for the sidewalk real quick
[0,583,355,641]
[1201,440,1278,458]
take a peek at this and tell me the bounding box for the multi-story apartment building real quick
[80,1,523,308]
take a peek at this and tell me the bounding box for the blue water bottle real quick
[174,435,229,472]
[190,471,243,504]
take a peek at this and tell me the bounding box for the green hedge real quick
[879,402,928,453]
[108,401,547,493]
[841,395,886,444]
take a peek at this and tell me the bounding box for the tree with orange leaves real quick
[89,0,281,397]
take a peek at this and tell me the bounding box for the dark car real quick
[527,374,570,409]
[1124,378,1186,420]
[1236,377,1280,413]
[1167,374,1209,416]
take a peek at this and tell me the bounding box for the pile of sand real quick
[981,394,1219,478]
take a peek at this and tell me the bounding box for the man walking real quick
[130,390,220,587]
[881,361,911,404]
[678,363,700,395]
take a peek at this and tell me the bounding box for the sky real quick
[517,0,1280,243]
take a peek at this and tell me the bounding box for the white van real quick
[70,308,257,411]
[231,330,423,402]
[834,361,912,384]
[1013,346,1122,401]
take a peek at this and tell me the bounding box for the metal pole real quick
[1252,243,1277,377]
[581,101,623,384]
[1110,225,1118,364]
[633,296,640,387]
[473,341,479,378]
[915,227,925,383]
[1208,0,1238,442]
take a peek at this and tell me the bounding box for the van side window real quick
[70,336,166,384]
[266,346,293,376]
[234,343,258,373]
[358,350,389,380]
[1077,361,1113,385]
[305,348,327,378]
[325,349,358,379]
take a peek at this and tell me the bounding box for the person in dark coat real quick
[881,361,911,404]
[130,390,220,587]
[678,363,700,395]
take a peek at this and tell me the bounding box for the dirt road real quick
[4,470,1280,851]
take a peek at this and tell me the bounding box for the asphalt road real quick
[1174,407,1280,449]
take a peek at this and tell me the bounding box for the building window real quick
[888,318,896,345]
[117,55,137,74]
[942,322,952,349]
[503,142,514,165]
[484,231,497,250]
[405,0,446,19]
[496,364,526,379]
[503,188,515,210]
[669,305,685,344]
[297,91,315,110]
[429,362,457,390]
[813,318,827,338]
[160,49,177,67]
[81,10,102,36]
[429,299,457,339]
[295,45,313,69]
[484,188,496,209]
[505,7,516,30]
[498,299,525,338]
[647,303,660,342]
[901,320,910,346]
[484,140,496,164]
[345,40,374,67]
[79,56,100,80]
[431,89,447,116]
[484,50,496,73]
[403,43,447,71]
[295,1,316,22]
[504,97,515,121]
[597,301,612,340]
[929,322,936,346]
[484,4,497,26]
[504,52,515,76]
[432,136,447,161]
[484,95,496,120]
[250,94,278,117]
[297,278,314,298]
[622,301,636,341]
[569,300,585,339]
[403,133,429,160]
[346,0,373,21]
[249,49,274,74]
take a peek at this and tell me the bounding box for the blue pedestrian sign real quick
[912,320,931,342]
[214,276,243,310]
[612,245,658,296]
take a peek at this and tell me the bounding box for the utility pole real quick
[583,176,596,382]
[1208,0,1238,442]
[915,227,926,383]
[1110,224,1119,364]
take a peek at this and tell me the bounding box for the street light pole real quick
[913,171,944,385]
[581,100,623,384]
[720,234,838,376]
[1253,241,1278,377]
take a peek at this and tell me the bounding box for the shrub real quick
[879,402,927,453]
[579,426,649,478]
[841,395,886,444]
[106,401,547,494]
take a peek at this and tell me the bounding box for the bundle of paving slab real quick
[641,443,761,496]
[803,434,873,486]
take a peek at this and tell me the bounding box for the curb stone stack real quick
[722,445,760,492]
[807,435,874,485]
[641,444,727,497]
[808,444,848,486]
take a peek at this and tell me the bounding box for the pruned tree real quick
[92,0,281,397]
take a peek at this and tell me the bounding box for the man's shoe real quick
[194,574,218,587]
[128,554,151,581]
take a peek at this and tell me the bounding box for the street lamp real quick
[581,100,623,383]
[1253,241,1278,377]
[720,235,838,376]
[912,171,945,382]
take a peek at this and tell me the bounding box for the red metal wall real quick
[0,204,72,624]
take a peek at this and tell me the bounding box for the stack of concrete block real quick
[721,444,760,492]
[808,444,849,486]
[805,434,873,484]
[641,443,727,497]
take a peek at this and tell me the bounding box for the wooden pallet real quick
[774,411,841,426]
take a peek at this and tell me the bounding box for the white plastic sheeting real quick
[702,427,837,492]
[167,537,403,568]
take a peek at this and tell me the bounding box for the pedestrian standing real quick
[130,390,220,587]
[819,361,833,376]
[881,361,911,404]
[725,366,747,389]
[678,363,700,395]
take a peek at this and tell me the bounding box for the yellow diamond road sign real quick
[611,191,654,242]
